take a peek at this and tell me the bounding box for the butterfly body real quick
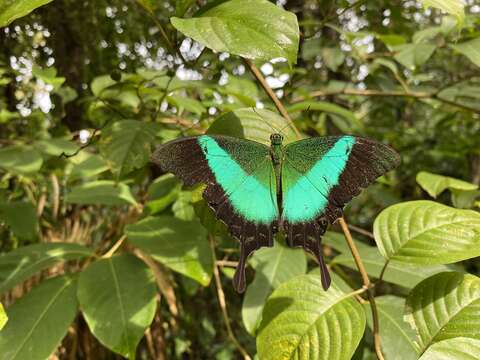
[153,132,400,292]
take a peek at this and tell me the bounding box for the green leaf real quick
[256,274,365,360]
[394,43,436,70]
[0,145,43,175]
[171,0,299,66]
[0,275,78,360]
[99,120,159,177]
[419,337,480,360]
[450,37,480,68]
[145,174,181,215]
[417,171,478,198]
[0,302,7,330]
[0,0,53,27]
[77,254,157,359]
[0,243,92,294]
[287,100,363,132]
[373,201,480,264]
[175,0,196,17]
[364,296,419,360]
[167,95,205,115]
[0,201,38,240]
[207,108,298,145]
[68,153,109,180]
[451,189,480,209]
[65,180,138,206]
[422,0,465,25]
[332,245,455,289]
[126,216,212,285]
[405,272,480,353]
[242,240,307,335]
[172,190,195,221]
[32,66,66,90]
[321,47,345,72]
[34,138,78,157]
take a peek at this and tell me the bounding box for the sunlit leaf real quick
[77,254,157,359]
[416,171,477,198]
[0,276,78,360]
[242,240,306,335]
[257,274,365,360]
[0,243,92,294]
[419,337,480,360]
[145,174,181,214]
[0,302,7,330]
[373,201,480,264]
[0,0,53,27]
[405,272,480,353]
[126,216,212,285]
[65,180,138,206]
[394,43,436,70]
[171,0,299,66]
[207,108,298,145]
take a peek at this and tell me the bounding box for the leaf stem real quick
[208,235,252,360]
[244,58,301,138]
[338,217,384,360]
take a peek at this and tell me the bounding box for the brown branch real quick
[348,223,374,239]
[244,58,301,138]
[292,88,480,114]
[338,217,384,360]
[209,235,252,360]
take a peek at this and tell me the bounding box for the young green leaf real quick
[373,201,480,264]
[0,0,53,27]
[0,243,92,294]
[242,240,306,335]
[126,216,212,285]
[207,108,299,145]
[171,0,299,66]
[364,296,419,360]
[419,337,480,360]
[405,272,480,353]
[77,254,157,359]
[416,171,477,198]
[394,43,436,70]
[256,274,365,360]
[0,275,78,360]
[65,180,138,206]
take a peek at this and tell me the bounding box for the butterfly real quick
[152,132,400,292]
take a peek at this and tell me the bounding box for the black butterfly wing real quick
[152,135,279,292]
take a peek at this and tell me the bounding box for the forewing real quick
[152,135,279,292]
[281,136,400,289]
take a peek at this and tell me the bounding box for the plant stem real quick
[292,88,480,114]
[244,58,301,138]
[338,217,384,360]
[209,235,252,360]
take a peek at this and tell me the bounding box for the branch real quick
[292,88,480,114]
[244,58,301,138]
[338,217,384,360]
[209,235,252,360]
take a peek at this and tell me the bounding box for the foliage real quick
[0,0,479,359]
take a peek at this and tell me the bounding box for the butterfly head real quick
[270,133,284,146]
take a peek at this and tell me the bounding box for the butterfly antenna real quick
[251,107,284,135]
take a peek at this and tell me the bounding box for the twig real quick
[378,260,390,283]
[244,58,301,138]
[136,1,187,63]
[50,174,60,220]
[216,260,238,268]
[59,128,101,158]
[292,88,480,114]
[101,235,126,258]
[338,217,384,360]
[209,235,252,360]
